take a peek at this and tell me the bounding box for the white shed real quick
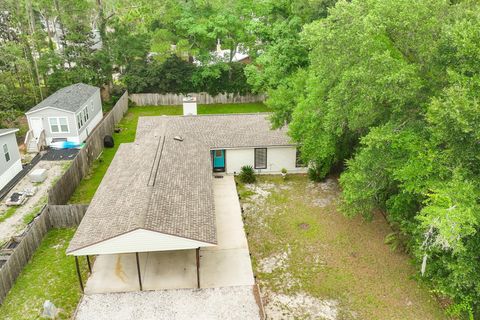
[25,83,103,151]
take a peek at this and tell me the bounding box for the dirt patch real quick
[298,223,310,230]
[244,182,275,203]
[259,246,290,274]
[265,292,339,320]
[0,160,69,244]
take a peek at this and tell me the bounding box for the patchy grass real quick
[22,196,48,225]
[238,175,448,320]
[69,102,268,203]
[0,228,88,320]
[0,206,18,223]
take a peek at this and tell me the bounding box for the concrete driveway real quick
[84,175,255,293]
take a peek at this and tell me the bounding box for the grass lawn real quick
[69,102,269,203]
[0,228,88,320]
[0,207,18,223]
[238,175,448,320]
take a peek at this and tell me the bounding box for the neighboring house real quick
[67,113,306,257]
[0,129,22,191]
[25,83,103,149]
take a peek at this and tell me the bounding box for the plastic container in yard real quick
[29,168,48,183]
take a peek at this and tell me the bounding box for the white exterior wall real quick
[226,149,253,174]
[27,108,78,146]
[0,132,22,190]
[76,89,103,143]
[225,146,307,174]
[69,228,215,256]
[78,107,103,142]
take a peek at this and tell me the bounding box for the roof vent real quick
[173,136,184,142]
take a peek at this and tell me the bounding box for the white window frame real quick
[3,143,10,162]
[48,117,70,133]
[77,106,90,130]
[77,114,82,129]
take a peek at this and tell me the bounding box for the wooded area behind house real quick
[1,0,480,318]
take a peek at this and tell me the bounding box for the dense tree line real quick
[254,0,480,317]
[0,0,257,128]
[124,56,251,95]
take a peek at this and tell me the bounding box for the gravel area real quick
[0,160,69,244]
[75,286,262,320]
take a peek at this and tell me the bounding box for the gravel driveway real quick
[75,286,262,320]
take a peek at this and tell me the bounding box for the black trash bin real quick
[104,135,114,148]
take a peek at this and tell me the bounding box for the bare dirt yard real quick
[237,174,448,320]
[0,160,70,245]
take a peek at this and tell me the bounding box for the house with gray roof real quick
[25,83,103,150]
[66,113,306,296]
[67,114,306,257]
[0,129,22,191]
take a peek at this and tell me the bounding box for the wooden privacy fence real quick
[48,91,129,205]
[0,204,88,304]
[129,92,266,106]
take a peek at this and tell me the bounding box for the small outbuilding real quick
[25,83,103,150]
[0,129,22,191]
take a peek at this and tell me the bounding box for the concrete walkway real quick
[77,176,259,318]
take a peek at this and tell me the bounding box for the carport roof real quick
[67,114,293,255]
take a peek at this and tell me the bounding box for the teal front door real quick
[212,149,225,172]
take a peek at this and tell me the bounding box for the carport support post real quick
[86,255,92,273]
[75,256,84,293]
[196,248,200,289]
[136,252,143,291]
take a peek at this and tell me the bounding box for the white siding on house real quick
[0,133,22,190]
[225,146,307,174]
[78,106,103,142]
[27,108,78,145]
[68,228,216,256]
[76,89,103,142]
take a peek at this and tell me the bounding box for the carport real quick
[69,175,255,294]
[67,116,217,292]
[67,115,270,295]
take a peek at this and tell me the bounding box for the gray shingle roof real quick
[67,114,293,254]
[27,83,98,113]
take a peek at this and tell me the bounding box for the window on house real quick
[49,118,59,133]
[3,144,10,162]
[59,117,68,132]
[296,148,305,167]
[49,117,69,133]
[77,114,82,129]
[254,148,267,169]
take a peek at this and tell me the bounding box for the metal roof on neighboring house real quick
[26,83,98,114]
[0,128,19,138]
[67,114,293,255]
